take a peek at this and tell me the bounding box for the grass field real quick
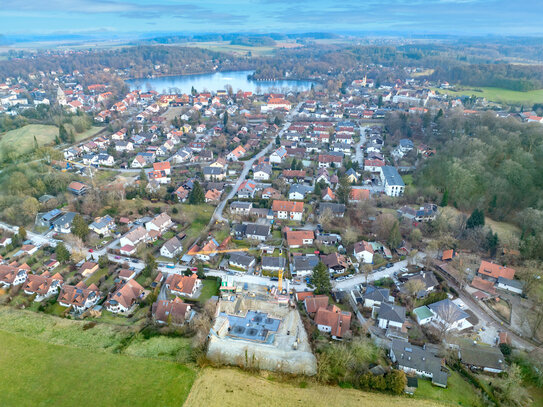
[0,124,102,159]
[184,41,283,56]
[184,368,447,407]
[0,330,196,407]
[432,86,543,105]
[414,370,482,406]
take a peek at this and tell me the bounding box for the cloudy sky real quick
[1,0,542,36]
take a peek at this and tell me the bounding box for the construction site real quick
[207,283,317,376]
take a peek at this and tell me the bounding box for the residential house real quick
[67,181,89,196]
[380,166,405,197]
[262,256,286,272]
[390,339,448,387]
[153,161,171,175]
[105,279,145,313]
[292,254,319,277]
[58,282,101,313]
[52,212,77,234]
[286,230,314,248]
[253,163,272,181]
[315,305,352,340]
[79,262,99,277]
[376,302,406,329]
[270,146,287,164]
[272,200,304,221]
[226,145,246,161]
[160,236,183,258]
[153,297,192,325]
[89,215,115,236]
[319,202,345,218]
[363,285,392,307]
[203,166,225,181]
[427,299,472,331]
[398,204,438,223]
[477,261,516,283]
[459,342,505,373]
[288,184,313,200]
[145,212,173,234]
[262,187,281,200]
[167,273,201,298]
[23,271,64,302]
[403,271,439,298]
[119,226,148,253]
[205,189,222,203]
[353,241,374,264]
[230,201,253,215]
[321,252,348,273]
[0,264,28,287]
[349,188,370,203]
[304,295,329,314]
[233,223,270,241]
[229,253,256,270]
[237,180,257,199]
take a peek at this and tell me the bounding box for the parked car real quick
[386,263,394,268]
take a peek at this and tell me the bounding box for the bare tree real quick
[405,278,426,300]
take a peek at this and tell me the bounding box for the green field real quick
[0,330,196,407]
[0,124,102,159]
[432,86,543,105]
[414,370,483,406]
[184,41,302,56]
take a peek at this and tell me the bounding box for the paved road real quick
[354,126,368,165]
[210,102,303,224]
[334,258,410,290]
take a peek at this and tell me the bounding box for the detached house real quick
[253,163,272,181]
[376,302,406,330]
[390,339,448,387]
[272,200,304,221]
[145,213,173,234]
[286,230,314,248]
[153,297,192,325]
[105,279,145,314]
[160,236,183,258]
[270,146,287,164]
[353,241,374,264]
[226,145,246,161]
[237,180,257,199]
[315,305,352,340]
[167,273,201,298]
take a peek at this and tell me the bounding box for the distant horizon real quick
[1,0,543,38]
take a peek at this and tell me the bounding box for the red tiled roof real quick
[304,295,329,314]
[478,261,515,280]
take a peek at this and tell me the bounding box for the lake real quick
[126,70,314,94]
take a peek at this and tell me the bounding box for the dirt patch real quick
[487,297,511,323]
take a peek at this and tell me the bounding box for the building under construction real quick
[207,291,317,376]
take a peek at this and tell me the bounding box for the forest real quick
[389,110,543,259]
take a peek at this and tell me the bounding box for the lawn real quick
[414,369,483,406]
[0,124,59,158]
[0,124,102,160]
[184,368,446,407]
[194,278,219,302]
[0,330,196,407]
[431,86,543,105]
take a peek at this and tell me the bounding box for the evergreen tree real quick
[188,181,205,205]
[275,135,280,145]
[485,230,499,257]
[311,261,332,295]
[72,214,89,240]
[440,189,449,207]
[142,254,157,278]
[223,111,229,126]
[466,208,485,229]
[434,108,444,121]
[18,226,27,240]
[336,175,352,204]
[58,124,68,143]
[388,221,402,249]
[55,243,70,263]
[33,135,39,151]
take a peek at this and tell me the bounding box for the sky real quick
[1,0,543,37]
